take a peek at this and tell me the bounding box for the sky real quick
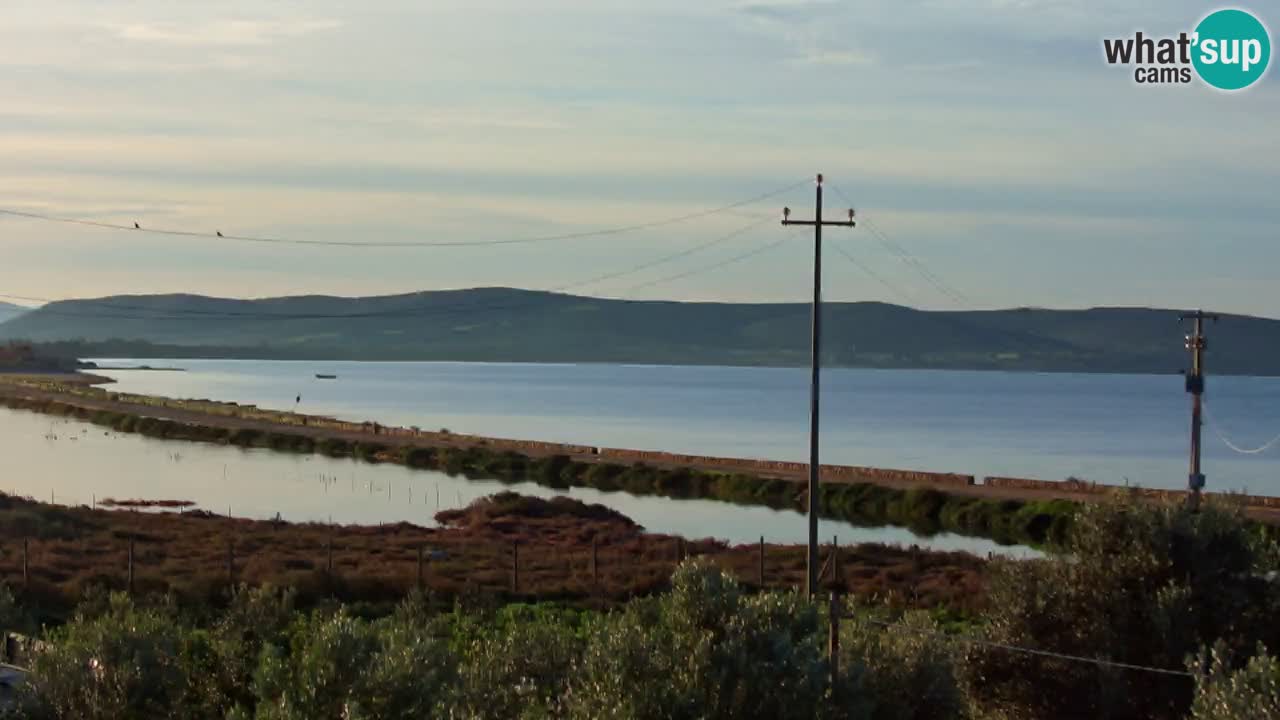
[0,0,1277,315]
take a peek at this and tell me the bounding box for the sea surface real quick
[92,359,1280,496]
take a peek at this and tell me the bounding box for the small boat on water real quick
[315,374,338,380]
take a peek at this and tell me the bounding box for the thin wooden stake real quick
[127,538,135,595]
[227,540,235,587]
[21,539,28,590]
[326,537,334,575]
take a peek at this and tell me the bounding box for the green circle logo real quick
[1192,9,1271,90]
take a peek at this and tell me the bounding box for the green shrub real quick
[20,594,189,720]
[229,429,263,447]
[840,612,964,720]
[1190,643,1280,720]
[567,560,830,720]
[451,605,580,718]
[582,463,625,491]
[403,446,437,468]
[966,498,1280,720]
[316,437,353,457]
[183,585,297,718]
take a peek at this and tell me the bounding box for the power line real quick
[827,183,968,305]
[829,241,914,305]
[864,218,968,305]
[0,179,808,249]
[0,217,775,324]
[610,231,793,296]
[856,617,1192,679]
[1203,400,1280,455]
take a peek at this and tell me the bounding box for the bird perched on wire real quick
[217,231,223,237]
[134,222,140,229]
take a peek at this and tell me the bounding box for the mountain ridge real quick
[1,288,1275,374]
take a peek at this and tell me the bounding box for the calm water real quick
[0,407,1025,556]
[92,359,1280,496]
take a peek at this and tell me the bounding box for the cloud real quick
[792,49,875,66]
[736,0,838,22]
[108,18,340,47]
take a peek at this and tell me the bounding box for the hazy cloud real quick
[108,19,341,46]
[0,0,1276,315]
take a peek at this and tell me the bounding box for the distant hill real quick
[1,288,1276,374]
[0,301,30,325]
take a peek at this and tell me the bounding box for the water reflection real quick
[1,407,1035,557]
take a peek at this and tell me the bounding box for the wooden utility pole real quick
[1181,310,1218,510]
[782,174,856,597]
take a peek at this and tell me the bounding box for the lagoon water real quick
[0,407,1027,556]
[10,357,1275,558]
[92,359,1280,496]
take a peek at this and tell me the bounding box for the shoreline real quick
[1,373,1276,542]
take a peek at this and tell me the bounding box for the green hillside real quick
[1,288,1275,374]
[0,301,30,325]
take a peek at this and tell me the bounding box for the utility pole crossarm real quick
[782,219,856,227]
[780,173,857,599]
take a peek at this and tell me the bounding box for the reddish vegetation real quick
[97,498,197,509]
[0,491,986,615]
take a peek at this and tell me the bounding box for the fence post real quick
[127,538,135,595]
[326,536,334,575]
[758,536,765,588]
[417,544,424,592]
[511,541,519,595]
[829,592,841,703]
[21,539,28,590]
